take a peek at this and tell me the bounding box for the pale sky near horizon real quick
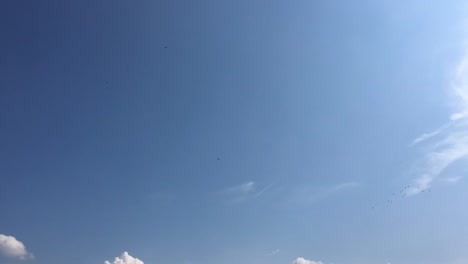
[2,1,468,264]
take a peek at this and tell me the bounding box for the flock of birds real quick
[372,185,432,210]
[216,155,433,212]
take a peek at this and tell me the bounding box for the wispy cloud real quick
[288,181,360,204]
[0,234,33,260]
[254,181,276,198]
[442,175,464,183]
[411,123,451,146]
[326,181,360,194]
[292,257,324,264]
[220,181,277,204]
[408,43,468,195]
[222,181,256,204]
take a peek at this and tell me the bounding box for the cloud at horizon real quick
[0,234,33,260]
[292,257,324,264]
[104,252,144,264]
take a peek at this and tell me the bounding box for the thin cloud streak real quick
[411,122,451,146]
[254,181,276,198]
[327,181,360,193]
[221,181,256,204]
[408,43,468,195]
[292,257,324,264]
[288,181,360,204]
[408,123,468,195]
[221,181,278,203]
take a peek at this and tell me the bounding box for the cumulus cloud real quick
[104,252,144,264]
[0,234,33,260]
[292,257,324,264]
[408,43,468,195]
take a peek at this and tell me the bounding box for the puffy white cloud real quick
[104,252,144,264]
[292,257,324,264]
[0,234,33,260]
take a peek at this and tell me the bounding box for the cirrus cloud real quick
[221,181,256,204]
[408,41,468,195]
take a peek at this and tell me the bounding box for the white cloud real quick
[254,181,276,198]
[408,43,468,195]
[288,181,360,204]
[327,182,360,193]
[442,175,464,183]
[408,126,468,195]
[104,252,144,264]
[451,47,468,119]
[451,112,466,120]
[227,181,255,194]
[0,234,33,260]
[222,181,256,203]
[238,182,255,193]
[411,123,450,146]
[292,257,324,264]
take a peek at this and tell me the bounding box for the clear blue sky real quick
[2,1,468,264]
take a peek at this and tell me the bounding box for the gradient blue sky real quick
[2,1,468,264]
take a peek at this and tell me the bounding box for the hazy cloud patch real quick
[221,181,256,204]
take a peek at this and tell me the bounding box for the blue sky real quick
[2,1,468,264]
